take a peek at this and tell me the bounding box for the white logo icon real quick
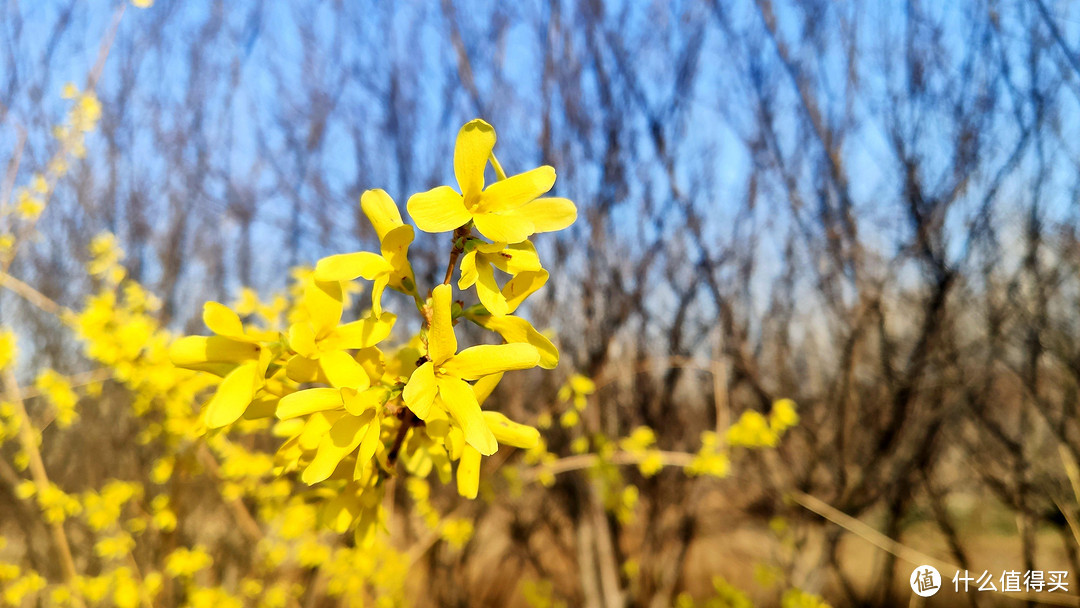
[911,565,941,597]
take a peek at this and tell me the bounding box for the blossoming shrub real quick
[0,78,815,606]
[170,118,575,541]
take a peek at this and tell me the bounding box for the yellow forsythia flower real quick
[402,284,539,455]
[0,329,17,371]
[164,547,213,578]
[770,398,799,432]
[726,410,778,448]
[407,118,576,244]
[35,370,79,428]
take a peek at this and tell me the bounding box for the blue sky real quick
[2,0,1079,339]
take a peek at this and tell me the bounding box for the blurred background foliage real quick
[3,0,1080,606]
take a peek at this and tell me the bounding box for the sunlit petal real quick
[472,372,503,405]
[406,186,471,233]
[428,284,457,365]
[474,262,508,316]
[517,197,577,233]
[438,377,497,455]
[456,445,482,499]
[319,350,371,390]
[277,387,344,419]
[361,188,404,240]
[314,252,392,282]
[473,314,559,369]
[303,279,344,337]
[458,251,479,289]
[203,301,245,338]
[402,362,437,419]
[502,269,548,314]
[302,410,376,484]
[478,166,555,213]
[472,210,534,244]
[454,119,496,200]
[204,360,260,428]
[326,313,396,350]
[483,411,540,449]
[442,343,540,380]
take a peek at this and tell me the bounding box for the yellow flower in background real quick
[35,370,78,428]
[557,373,595,410]
[15,189,44,219]
[87,233,127,284]
[164,547,213,578]
[770,398,799,432]
[0,329,16,371]
[402,284,539,455]
[407,119,577,244]
[726,410,778,448]
[314,189,416,316]
[458,240,548,316]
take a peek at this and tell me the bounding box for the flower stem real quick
[442,224,472,285]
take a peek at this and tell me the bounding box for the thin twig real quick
[0,270,66,317]
[522,450,696,482]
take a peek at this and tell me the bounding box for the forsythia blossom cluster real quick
[171,119,576,542]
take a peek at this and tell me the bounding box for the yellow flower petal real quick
[303,279,343,337]
[314,252,392,282]
[482,411,540,449]
[472,210,534,244]
[355,347,385,384]
[276,388,344,419]
[458,251,479,289]
[517,197,577,233]
[486,241,542,275]
[477,166,556,213]
[456,445,482,499]
[403,362,437,419]
[437,377,497,455]
[442,343,539,380]
[326,313,396,350]
[370,275,388,317]
[288,322,318,358]
[428,285,457,365]
[169,336,258,367]
[343,387,389,416]
[407,186,471,233]
[319,350,371,390]
[474,261,508,316]
[204,360,260,428]
[471,372,503,405]
[203,302,244,338]
[380,225,415,290]
[284,354,320,383]
[302,410,375,484]
[360,189,404,240]
[454,119,496,200]
[356,417,382,465]
[296,411,343,451]
[502,269,548,313]
[474,315,559,369]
